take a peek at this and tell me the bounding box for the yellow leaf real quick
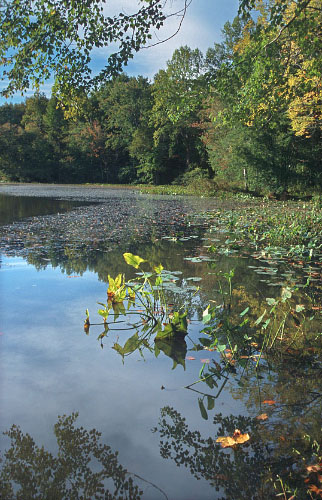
[216,429,250,448]
[256,413,268,421]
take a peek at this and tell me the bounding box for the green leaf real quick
[262,318,271,330]
[112,343,125,357]
[255,309,267,326]
[207,375,218,388]
[240,306,249,317]
[198,398,208,420]
[98,308,109,319]
[202,306,212,324]
[207,396,215,410]
[123,333,140,354]
[154,338,187,369]
[199,363,205,378]
[153,263,164,274]
[155,311,188,340]
[281,287,292,302]
[296,304,305,313]
[123,253,146,269]
[266,298,277,306]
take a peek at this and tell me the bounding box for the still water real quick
[0,185,321,499]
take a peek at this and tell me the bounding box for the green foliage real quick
[1,2,322,193]
[85,253,190,362]
[0,0,172,106]
[155,311,188,340]
[151,45,210,183]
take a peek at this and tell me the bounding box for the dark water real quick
[0,185,321,499]
[0,193,89,225]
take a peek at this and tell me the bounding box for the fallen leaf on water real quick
[186,356,196,360]
[263,400,276,405]
[256,413,268,421]
[216,429,250,448]
[306,464,322,473]
[308,484,322,495]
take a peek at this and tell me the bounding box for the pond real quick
[0,184,322,499]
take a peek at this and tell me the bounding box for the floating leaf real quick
[256,413,268,421]
[216,429,250,448]
[263,400,276,405]
[281,287,292,301]
[308,485,322,495]
[306,464,322,473]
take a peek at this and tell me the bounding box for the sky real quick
[0,0,239,104]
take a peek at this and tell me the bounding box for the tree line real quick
[0,1,321,195]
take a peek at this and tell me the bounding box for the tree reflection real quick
[0,413,143,499]
[153,404,322,499]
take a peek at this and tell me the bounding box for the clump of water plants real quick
[84,253,190,361]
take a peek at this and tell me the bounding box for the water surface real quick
[1,185,321,499]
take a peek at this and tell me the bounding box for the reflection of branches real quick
[0,413,168,500]
[153,406,270,499]
[184,375,228,400]
[153,406,321,499]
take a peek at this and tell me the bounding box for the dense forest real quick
[0,1,321,195]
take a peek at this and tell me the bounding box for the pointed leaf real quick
[198,398,208,420]
[123,253,146,269]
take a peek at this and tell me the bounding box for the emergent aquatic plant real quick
[84,253,190,362]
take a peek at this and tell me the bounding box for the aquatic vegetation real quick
[3,188,322,499]
[211,200,322,260]
[85,253,193,365]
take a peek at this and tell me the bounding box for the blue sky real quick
[101,0,240,79]
[0,0,239,104]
